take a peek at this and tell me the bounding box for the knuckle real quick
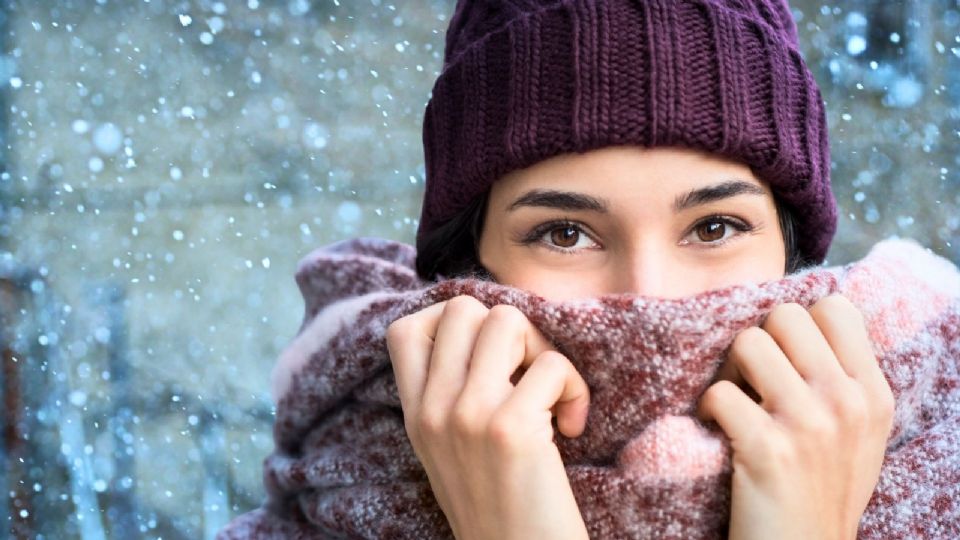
[773,301,808,319]
[753,430,797,467]
[386,315,412,343]
[765,301,807,326]
[704,379,733,400]
[701,380,736,411]
[871,385,897,432]
[832,386,870,425]
[732,326,769,351]
[417,409,446,437]
[486,412,522,451]
[817,294,858,315]
[876,385,897,425]
[486,303,526,325]
[450,404,484,437]
[402,415,421,442]
[444,294,486,316]
[813,294,866,328]
[535,349,568,372]
[798,408,840,440]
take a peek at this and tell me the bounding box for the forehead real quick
[490,145,770,205]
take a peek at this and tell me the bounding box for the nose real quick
[616,251,671,298]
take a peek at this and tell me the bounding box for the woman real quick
[385,0,895,538]
[215,0,960,537]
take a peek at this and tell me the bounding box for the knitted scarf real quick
[218,237,960,539]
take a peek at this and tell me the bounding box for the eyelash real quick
[519,215,756,255]
[681,215,756,247]
[518,220,599,255]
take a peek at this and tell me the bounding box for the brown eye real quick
[550,226,580,248]
[682,216,754,247]
[522,221,600,253]
[695,220,726,242]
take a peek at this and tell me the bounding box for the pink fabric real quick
[218,237,960,539]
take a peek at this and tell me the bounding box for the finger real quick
[715,326,810,412]
[497,350,590,438]
[421,295,490,413]
[762,302,848,383]
[807,295,896,420]
[458,304,556,408]
[806,295,876,381]
[386,301,448,417]
[697,379,772,442]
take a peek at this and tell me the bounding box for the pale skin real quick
[387,145,896,539]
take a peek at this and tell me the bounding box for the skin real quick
[387,145,895,540]
[477,145,786,300]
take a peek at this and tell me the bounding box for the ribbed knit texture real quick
[217,236,960,539]
[417,0,837,266]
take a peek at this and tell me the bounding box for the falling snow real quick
[1,0,958,538]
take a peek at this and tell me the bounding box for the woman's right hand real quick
[386,295,591,540]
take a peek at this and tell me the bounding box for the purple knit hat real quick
[416,0,837,265]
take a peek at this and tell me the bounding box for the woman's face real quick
[477,145,787,302]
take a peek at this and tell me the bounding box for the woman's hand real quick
[698,294,896,540]
[386,295,591,540]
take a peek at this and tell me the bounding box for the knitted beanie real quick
[416,0,837,266]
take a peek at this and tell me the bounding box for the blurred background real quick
[2,0,958,538]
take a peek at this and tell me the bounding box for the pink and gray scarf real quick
[218,237,960,539]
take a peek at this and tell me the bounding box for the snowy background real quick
[2,0,958,538]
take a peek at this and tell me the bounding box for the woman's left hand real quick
[697,294,896,540]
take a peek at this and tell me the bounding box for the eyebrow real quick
[506,179,766,214]
[507,189,609,212]
[672,180,766,212]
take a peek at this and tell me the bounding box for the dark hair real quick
[416,189,809,282]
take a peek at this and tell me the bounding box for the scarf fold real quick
[218,237,960,539]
